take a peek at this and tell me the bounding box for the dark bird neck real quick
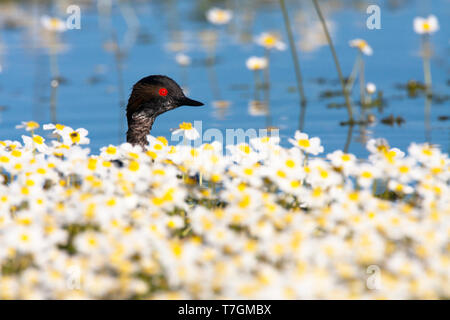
[126,106,157,148]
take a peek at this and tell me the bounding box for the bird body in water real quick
[126,75,204,147]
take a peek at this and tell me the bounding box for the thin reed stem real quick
[263,49,272,128]
[422,35,432,142]
[345,53,360,92]
[422,34,432,96]
[50,80,58,124]
[279,0,307,109]
[343,124,354,153]
[112,33,125,144]
[359,53,365,107]
[49,49,59,124]
[253,70,261,101]
[424,92,432,142]
[207,50,221,101]
[312,0,353,122]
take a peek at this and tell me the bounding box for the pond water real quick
[0,0,448,157]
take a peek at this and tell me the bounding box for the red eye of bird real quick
[159,88,168,96]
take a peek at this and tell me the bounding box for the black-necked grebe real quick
[126,75,204,147]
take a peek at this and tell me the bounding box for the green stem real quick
[312,0,353,122]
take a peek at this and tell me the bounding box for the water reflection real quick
[0,0,447,156]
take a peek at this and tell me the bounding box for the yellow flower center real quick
[87,158,97,170]
[190,149,199,157]
[171,242,183,257]
[153,169,165,175]
[239,195,251,208]
[239,144,251,154]
[357,40,368,50]
[263,36,276,46]
[106,146,116,155]
[0,156,9,163]
[319,169,329,179]
[27,121,39,130]
[50,18,61,29]
[32,135,44,144]
[70,132,80,143]
[128,160,139,171]
[361,171,373,179]
[179,122,193,130]
[312,187,322,198]
[348,192,359,201]
[216,11,227,22]
[341,154,351,162]
[285,159,295,168]
[422,148,433,156]
[298,139,310,148]
[11,150,22,157]
[277,170,286,178]
[156,136,168,146]
[106,198,116,206]
[211,174,221,183]
[290,180,300,188]
[399,166,410,174]
[87,237,98,247]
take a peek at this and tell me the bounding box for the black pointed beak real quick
[179,96,204,107]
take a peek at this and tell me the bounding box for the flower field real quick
[0,122,448,299]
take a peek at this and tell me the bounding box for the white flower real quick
[388,180,414,194]
[61,127,90,145]
[327,150,356,174]
[413,15,439,34]
[289,131,324,155]
[172,122,200,141]
[349,39,373,56]
[246,56,268,70]
[74,231,106,255]
[6,227,43,253]
[43,123,66,135]
[366,138,390,155]
[366,82,376,94]
[100,145,119,160]
[16,121,39,132]
[408,143,442,165]
[354,164,381,188]
[256,33,286,51]
[175,53,191,67]
[41,16,67,32]
[22,135,48,153]
[206,8,233,25]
